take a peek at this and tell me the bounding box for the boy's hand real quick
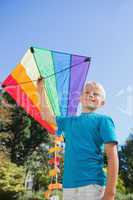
[37,78,44,90]
[102,193,115,200]
[102,196,115,200]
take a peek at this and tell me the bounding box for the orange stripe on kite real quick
[11,64,40,110]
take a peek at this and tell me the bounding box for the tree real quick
[119,132,133,193]
[0,152,25,200]
[116,176,126,194]
[25,144,50,191]
[0,93,13,158]
[1,92,50,166]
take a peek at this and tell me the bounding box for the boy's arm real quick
[102,143,119,200]
[37,79,56,126]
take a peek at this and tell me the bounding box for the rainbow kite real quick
[2,47,91,134]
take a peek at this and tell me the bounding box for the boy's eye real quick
[93,93,100,96]
[84,91,101,97]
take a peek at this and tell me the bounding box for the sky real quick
[0,0,133,144]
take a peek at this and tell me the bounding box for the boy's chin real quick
[86,105,97,111]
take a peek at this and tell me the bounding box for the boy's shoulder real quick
[92,113,114,123]
[92,113,115,129]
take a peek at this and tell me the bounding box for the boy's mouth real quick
[88,99,95,103]
[90,99,95,102]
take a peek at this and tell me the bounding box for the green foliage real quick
[116,192,133,200]
[50,190,63,200]
[31,191,46,200]
[17,191,33,200]
[21,190,63,200]
[0,95,13,156]
[0,152,25,199]
[119,133,133,193]
[25,145,50,191]
[11,106,50,165]
[116,176,126,194]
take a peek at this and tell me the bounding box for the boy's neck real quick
[81,107,97,113]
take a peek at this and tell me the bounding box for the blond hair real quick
[83,81,106,101]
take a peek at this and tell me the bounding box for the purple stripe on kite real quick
[67,55,90,115]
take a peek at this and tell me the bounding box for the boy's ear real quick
[101,101,105,106]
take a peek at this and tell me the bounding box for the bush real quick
[116,176,126,194]
[19,190,63,200]
[116,192,133,200]
[0,152,25,200]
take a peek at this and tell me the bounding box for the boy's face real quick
[80,83,105,112]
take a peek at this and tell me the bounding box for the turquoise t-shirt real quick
[55,112,118,188]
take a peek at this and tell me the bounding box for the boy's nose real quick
[89,92,94,98]
[89,96,94,100]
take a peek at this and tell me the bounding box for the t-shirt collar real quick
[81,111,95,115]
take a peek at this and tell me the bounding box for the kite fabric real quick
[2,47,91,134]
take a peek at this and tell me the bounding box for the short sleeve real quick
[99,116,118,145]
[55,116,67,136]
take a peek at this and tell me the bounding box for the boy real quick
[37,79,119,200]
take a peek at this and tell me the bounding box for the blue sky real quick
[0,0,133,144]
